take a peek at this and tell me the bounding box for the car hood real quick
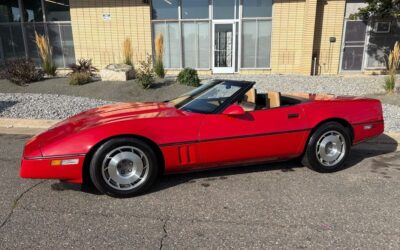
[57,101,178,126]
[24,102,182,157]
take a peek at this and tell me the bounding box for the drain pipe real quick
[313,57,317,76]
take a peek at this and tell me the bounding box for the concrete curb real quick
[0,118,399,144]
[0,118,60,135]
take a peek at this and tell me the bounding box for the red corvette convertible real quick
[20,80,384,197]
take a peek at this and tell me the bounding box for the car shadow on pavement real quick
[0,100,18,114]
[54,134,398,196]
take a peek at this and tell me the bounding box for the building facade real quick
[0,0,398,75]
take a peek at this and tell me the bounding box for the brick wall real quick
[270,0,318,75]
[69,0,152,69]
[313,0,346,75]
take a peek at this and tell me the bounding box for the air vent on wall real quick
[373,22,391,33]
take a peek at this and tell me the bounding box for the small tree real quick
[154,33,165,78]
[354,0,400,20]
[384,41,400,93]
[122,38,134,66]
[35,32,57,76]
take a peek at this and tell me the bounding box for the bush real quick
[35,32,57,76]
[136,55,155,89]
[68,59,97,76]
[68,72,92,85]
[177,68,200,87]
[154,33,165,78]
[1,58,43,85]
[384,74,395,93]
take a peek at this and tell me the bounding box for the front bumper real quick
[20,155,85,184]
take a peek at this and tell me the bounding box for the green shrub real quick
[154,60,165,78]
[384,74,395,93]
[136,55,155,89]
[177,68,200,87]
[68,59,97,76]
[154,33,165,78]
[68,72,92,85]
[1,58,43,85]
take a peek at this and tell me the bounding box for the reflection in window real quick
[44,0,71,21]
[152,0,179,20]
[182,22,210,68]
[241,20,271,68]
[242,0,272,18]
[213,0,235,19]
[181,0,209,19]
[367,19,400,68]
[0,1,21,22]
[153,22,181,68]
[21,0,43,22]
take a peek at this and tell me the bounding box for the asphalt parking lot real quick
[0,134,399,249]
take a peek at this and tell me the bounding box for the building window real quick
[44,0,71,21]
[21,0,44,22]
[0,0,21,22]
[152,0,179,20]
[242,0,272,18]
[181,0,209,19]
[0,0,75,68]
[213,0,235,19]
[366,19,400,68]
[150,0,272,70]
[153,22,181,68]
[241,20,272,68]
[182,22,210,68]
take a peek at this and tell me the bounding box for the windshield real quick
[177,81,243,114]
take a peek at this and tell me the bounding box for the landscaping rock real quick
[100,64,135,81]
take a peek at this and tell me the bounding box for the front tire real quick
[89,137,159,197]
[302,122,351,173]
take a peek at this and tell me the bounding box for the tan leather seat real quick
[266,92,281,108]
[243,88,256,103]
[239,88,257,111]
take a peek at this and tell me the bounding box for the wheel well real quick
[311,118,354,143]
[82,134,165,186]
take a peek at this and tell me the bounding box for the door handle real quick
[288,113,299,119]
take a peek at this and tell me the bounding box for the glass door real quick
[341,20,367,71]
[213,22,235,73]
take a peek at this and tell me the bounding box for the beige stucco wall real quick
[313,0,346,75]
[69,0,152,69]
[270,0,318,75]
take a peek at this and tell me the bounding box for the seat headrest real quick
[266,92,281,108]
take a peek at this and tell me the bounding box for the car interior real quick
[239,88,304,112]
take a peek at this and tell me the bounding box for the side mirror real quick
[223,104,245,116]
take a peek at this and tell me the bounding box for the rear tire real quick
[302,122,351,173]
[89,137,159,197]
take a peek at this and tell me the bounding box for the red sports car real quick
[20,80,384,197]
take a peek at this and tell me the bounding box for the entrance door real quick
[341,21,367,71]
[213,22,235,73]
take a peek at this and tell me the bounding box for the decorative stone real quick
[100,64,135,81]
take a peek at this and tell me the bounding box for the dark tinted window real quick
[152,0,179,19]
[181,0,209,19]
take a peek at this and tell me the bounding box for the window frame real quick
[150,0,273,71]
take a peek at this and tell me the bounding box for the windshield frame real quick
[170,80,254,114]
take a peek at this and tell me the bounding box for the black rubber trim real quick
[159,128,311,147]
[352,120,384,126]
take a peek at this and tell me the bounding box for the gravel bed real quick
[0,93,113,120]
[382,104,400,132]
[207,75,387,96]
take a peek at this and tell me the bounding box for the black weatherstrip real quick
[159,128,311,147]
